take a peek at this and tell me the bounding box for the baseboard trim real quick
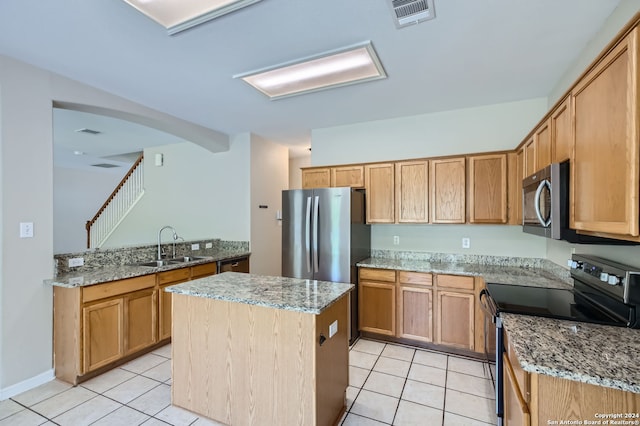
[0,369,55,401]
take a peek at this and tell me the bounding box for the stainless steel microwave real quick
[522,161,636,244]
[522,162,563,239]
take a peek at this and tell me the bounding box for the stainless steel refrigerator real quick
[282,187,370,344]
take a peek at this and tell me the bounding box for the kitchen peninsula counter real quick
[502,313,640,393]
[166,272,352,426]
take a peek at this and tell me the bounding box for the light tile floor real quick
[0,339,497,425]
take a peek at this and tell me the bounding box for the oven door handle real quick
[534,179,552,227]
[479,288,496,319]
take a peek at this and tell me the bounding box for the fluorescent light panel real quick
[122,0,263,35]
[235,42,387,100]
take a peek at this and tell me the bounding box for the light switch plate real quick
[19,222,34,238]
[329,320,338,338]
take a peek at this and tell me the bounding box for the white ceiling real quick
[0,0,624,161]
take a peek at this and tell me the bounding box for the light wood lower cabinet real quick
[82,298,124,373]
[504,329,640,426]
[124,288,157,356]
[359,268,481,353]
[158,268,190,342]
[435,290,474,350]
[359,268,396,335]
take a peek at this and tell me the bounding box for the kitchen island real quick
[165,272,353,426]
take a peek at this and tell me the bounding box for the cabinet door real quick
[435,291,474,350]
[504,354,531,426]
[534,119,551,170]
[397,285,433,342]
[365,163,395,223]
[331,165,364,188]
[124,288,157,355]
[359,281,396,336]
[571,28,640,238]
[395,160,429,223]
[191,262,218,279]
[301,168,331,189]
[523,137,536,177]
[158,268,190,341]
[551,96,572,163]
[83,298,124,373]
[159,284,173,341]
[508,151,524,225]
[468,154,507,223]
[430,158,466,223]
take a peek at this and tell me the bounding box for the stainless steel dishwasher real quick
[217,256,250,273]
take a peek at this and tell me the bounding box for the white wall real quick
[54,168,123,253]
[0,57,55,396]
[311,98,549,259]
[548,0,640,106]
[311,98,548,166]
[0,54,235,398]
[545,1,640,268]
[250,135,289,275]
[289,155,310,190]
[104,138,250,248]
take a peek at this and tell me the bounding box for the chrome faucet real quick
[157,226,179,259]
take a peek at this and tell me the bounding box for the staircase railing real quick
[86,154,145,248]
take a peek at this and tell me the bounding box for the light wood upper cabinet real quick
[523,137,536,177]
[331,165,364,188]
[301,168,331,189]
[430,158,466,223]
[571,27,640,239]
[468,154,507,223]
[395,160,429,223]
[551,96,572,163]
[534,119,552,170]
[365,163,395,223]
[508,151,524,225]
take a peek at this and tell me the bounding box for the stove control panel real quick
[570,254,640,304]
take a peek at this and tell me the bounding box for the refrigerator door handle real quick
[313,195,320,273]
[305,196,312,274]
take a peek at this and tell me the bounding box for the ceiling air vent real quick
[75,128,101,135]
[390,0,435,28]
[91,163,120,169]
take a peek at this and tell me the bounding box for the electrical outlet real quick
[205,242,213,249]
[68,257,84,267]
[393,236,400,245]
[329,320,338,338]
[191,243,200,250]
[462,238,470,249]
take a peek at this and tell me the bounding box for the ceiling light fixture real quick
[234,41,387,100]
[122,0,264,35]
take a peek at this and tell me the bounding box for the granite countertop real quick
[502,313,640,393]
[165,272,354,315]
[47,250,251,288]
[358,258,572,289]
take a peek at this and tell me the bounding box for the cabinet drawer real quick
[157,267,190,285]
[83,275,156,303]
[436,274,474,290]
[398,271,432,286]
[359,268,396,283]
[191,262,218,278]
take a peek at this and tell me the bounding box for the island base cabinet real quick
[530,374,640,426]
[171,293,349,426]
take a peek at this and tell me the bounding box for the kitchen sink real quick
[169,256,209,263]
[137,259,179,267]
[135,256,210,267]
